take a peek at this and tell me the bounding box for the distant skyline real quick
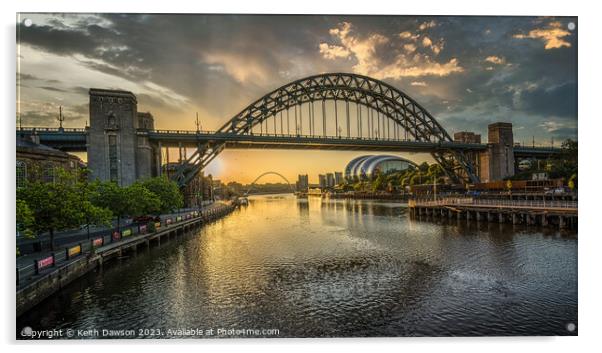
[17,14,577,183]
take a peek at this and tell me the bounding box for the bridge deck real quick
[16,128,561,155]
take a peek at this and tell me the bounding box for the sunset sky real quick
[17,14,577,184]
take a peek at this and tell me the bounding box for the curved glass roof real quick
[344,154,416,180]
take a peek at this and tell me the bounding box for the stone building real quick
[453,131,482,144]
[478,122,515,182]
[87,89,157,186]
[16,136,84,187]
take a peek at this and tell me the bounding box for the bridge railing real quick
[18,127,86,133]
[409,197,577,209]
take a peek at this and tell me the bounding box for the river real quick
[17,194,578,337]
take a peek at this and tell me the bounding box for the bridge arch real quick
[245,171,294,195]
[173,73,478,186]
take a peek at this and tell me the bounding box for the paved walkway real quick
[16,202,227,276]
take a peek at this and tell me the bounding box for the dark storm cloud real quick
[17,14,577,141]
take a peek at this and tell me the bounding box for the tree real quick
[80,179,112,239]
[17,169,110,250]
[92,181,131,232]
[410,174,422,186]
[16,199,34,239]
[92,180,162,231]
[141,176,184,214]
[127,182,162,217]
[372,173,385,192]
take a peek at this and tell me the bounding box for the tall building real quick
[318,174,327,189]
[326,173,335,188]
[478,122,515,182]
[88,89,157,186]
[296,174,309,191]
[334,172,343,185]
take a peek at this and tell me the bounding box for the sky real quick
[16,14,577,184]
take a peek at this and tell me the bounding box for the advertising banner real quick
[92,237,104,248]
[67,245,81,259]
[36,255,54,272]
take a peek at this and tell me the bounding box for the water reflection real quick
[18,194,577,337]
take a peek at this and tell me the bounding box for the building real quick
[16,136,84,188]
[334,172,343,185]
[454,131,482,144]
[344,155,416,181]
[478,122,515,182]
[318,174,327,189]
[88,89,159,186]
[296,174,309,192]
[326,173,335,188]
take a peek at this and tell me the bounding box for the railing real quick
[16,204,234,286]
[18,127,86,133]
[409,197,577,209]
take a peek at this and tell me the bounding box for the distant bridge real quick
[245,171,294,195]
[16,73,563,188]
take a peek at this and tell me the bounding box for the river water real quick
[17,194,577,337]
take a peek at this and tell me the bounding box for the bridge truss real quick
[172,73,479,187]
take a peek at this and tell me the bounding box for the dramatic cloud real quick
[16,14,577,174]
[320,21,462,80]
[418,20,437,31]
[318,43,351,59]
[513,21,572,49]
[485,55,506,65]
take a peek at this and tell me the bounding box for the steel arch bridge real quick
[167,73,479,187]
[245,171,294,195]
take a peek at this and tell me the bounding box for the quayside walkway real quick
[16,202,235,316]
[408,197,577,229]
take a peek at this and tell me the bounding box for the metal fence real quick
[17,204,233,286]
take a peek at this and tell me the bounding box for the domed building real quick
[344,155,416,181]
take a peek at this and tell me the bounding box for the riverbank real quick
[16,202,235,317]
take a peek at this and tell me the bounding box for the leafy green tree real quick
[17,169,111,250]
[128,182,162,217]
[372,174,385,192]
[410,173,423,186]
[79,179,112,239]
[16,199,34,239]
[141,177,184,214]
[92,180,162,230]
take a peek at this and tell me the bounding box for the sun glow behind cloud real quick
[319,21,463,80]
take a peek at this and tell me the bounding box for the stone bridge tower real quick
[88,89,156,186]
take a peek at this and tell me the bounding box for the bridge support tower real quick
[88,89,158,186]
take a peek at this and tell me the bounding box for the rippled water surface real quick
[18,195,578,337]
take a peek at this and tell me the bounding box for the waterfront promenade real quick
[16,202,235,316]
